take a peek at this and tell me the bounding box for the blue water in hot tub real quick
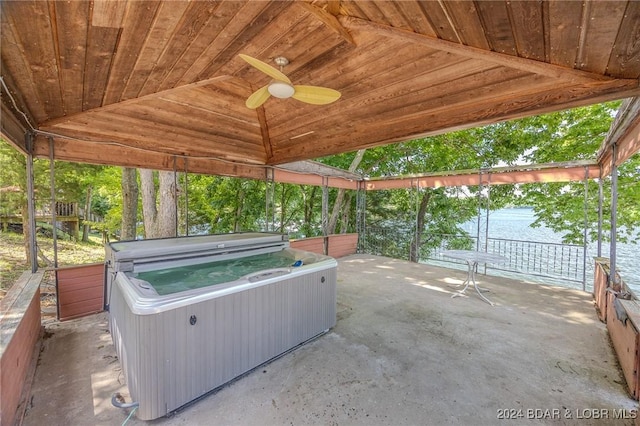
[134,251,297,295]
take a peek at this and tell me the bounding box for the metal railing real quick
[360,227,586,288]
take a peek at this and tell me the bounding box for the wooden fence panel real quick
[290,234,358,258]
[57,263,104,321]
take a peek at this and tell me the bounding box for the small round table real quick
[440,250,508,306]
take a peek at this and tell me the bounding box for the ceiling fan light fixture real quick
[268,81,295,99]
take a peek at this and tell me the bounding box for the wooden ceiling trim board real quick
[177,1,270,85]
[102,1,161,105]
[3,1,64,121]
[139,2,221,96]
[475,0,517,55]
[160,2,246,91]
[576,2,626,75]
[196,1,294,80]
[43,75,232,127]
[340,15,613,83]
[83,25,120,111]
[507,0,545,61]
[392,1,438,38]
[547,1,582,69]
[53,1,90,116]
[606,1,640,79]
[120,1,190,100]
[440,1,490,50]
[297,3,355,45]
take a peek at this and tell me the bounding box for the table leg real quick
[451,263,473,298]
[450,261,495,306]
[470,263,495,306]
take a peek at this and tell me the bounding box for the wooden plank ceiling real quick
[1,1,639,178]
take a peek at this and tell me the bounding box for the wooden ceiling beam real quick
[339,15,618,84]
[31,135,267,179]
[364,162,600,190]
[598,97,640,176]
[297,3,355,45]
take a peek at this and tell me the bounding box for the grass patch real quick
[0,231,106,298]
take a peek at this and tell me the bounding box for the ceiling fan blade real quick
[292,85,341,105]
[246,85,271,109]
[239,54,291,84]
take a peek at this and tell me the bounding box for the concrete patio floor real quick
[22,254,638,425]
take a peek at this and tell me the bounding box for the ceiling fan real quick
[239,54,341,109]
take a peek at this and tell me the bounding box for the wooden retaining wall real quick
[1,270,43,426]
[290,233,358,258]
[56,263,104,321]
[595,257,640,400]
[606,294,640,399]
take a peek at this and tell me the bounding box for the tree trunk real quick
[157,170,177,237]
[140,169,177,239]
[139,169,158,238]
[120,167,138,240]
[409,190,432,263]
[327,149,365,234]
[82,186,92,242]
[233,183,245,232]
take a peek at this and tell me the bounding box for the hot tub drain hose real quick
[112,392,139,409]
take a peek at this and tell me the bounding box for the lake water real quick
[458,207,639,294]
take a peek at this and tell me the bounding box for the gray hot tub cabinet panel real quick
[110,267,337,420]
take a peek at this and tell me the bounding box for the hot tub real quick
[105,233,337,420]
